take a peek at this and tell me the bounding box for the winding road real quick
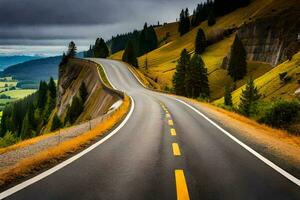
[1,58,300,199]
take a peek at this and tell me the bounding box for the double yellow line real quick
[161,103,190,200]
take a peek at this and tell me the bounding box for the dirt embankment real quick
[57,59,121,123]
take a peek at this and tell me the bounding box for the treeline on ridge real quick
[178,0,251,35]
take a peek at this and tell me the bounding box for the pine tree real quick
[173,49,190,96]
[228,35,247,81]
[122,40,139,68]
[185,54,209,98]
[48,77,56,100]
[184,8,191,34]
[66,95,84,124]
[51,114,62,131]
[20,113,32,139]
[37,81,48,110]
[239,77,261,116]
[224,85,233,106]
[93,38,109,58]
[67,41,77,58]
[59,52,69,66]
[178,9,185,36]
[138,23,147,55]
[79,82,88,102]
[207,10,216,26]
[195,28,207,54]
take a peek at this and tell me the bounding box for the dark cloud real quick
[0,0,200,46]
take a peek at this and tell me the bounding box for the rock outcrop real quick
[57,59,120,123]
[238,8,300,66]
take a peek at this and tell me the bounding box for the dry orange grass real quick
[186,97,300,147]
[0,96,130,187]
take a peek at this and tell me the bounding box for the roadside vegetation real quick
[0,42,86,148]
[0,95,130,187]
[107,0,300,134]
[0,77,57,147]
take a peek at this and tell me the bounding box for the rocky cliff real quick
[238,7,300,66]
[57,59,121,123]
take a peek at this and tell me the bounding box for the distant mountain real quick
[0,55,42,71]
[0,56,61,81]
[0,52,84,81]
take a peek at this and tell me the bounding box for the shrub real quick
[259,100,300,128]
[283,76,292,83]
[0,132,19,148]
[279,72,287,81]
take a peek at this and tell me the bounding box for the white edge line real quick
[95,60,117,90]
[125,64,147,88]
[173,97,300,187]
[0,69,135,199]
[113,58,300,187]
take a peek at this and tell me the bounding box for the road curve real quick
[2,58,300,200]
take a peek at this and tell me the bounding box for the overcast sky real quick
[0,0,200,55]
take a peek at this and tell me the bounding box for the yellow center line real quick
[168,120,174,126]
[170,128,176,136]
[175,170,190,200]
[172,143,181,156]
[166,113,171,118]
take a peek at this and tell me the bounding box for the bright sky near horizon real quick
[0,0,201,56]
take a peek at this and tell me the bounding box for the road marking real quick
[173,98,300,187]
[170,128,177,136]
[0,97,135,199]
[172,143,181,156]
[166,113,171,118]
[175,170,190,200]
[168,120,174,126]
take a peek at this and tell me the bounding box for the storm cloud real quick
[0,0,200,54]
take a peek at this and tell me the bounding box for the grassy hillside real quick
[111,0,297,100]
[215,51,300,105]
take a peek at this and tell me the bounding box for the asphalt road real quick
[2,58,300,200]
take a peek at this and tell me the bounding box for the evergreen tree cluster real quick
[107,23,158,57]
[107,30,140,54]
[191,1,214,27]
[214,0,251,17]
[173,49,210,99]
[121,23,158,67]
[84,38,109,58]
[0,77,58,139]
[138,23,158,56]
[122,41,139,68]
[178,8,191,36]
[181,0,252,34]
